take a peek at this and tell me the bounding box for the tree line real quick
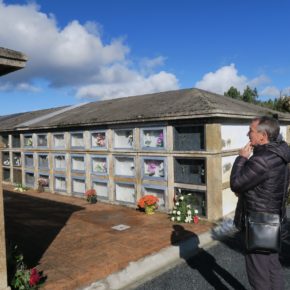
[224,86,290,113]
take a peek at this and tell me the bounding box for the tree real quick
[242,86,258,103]
[224,86,241,99]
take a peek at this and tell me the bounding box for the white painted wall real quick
[222,155,237,183]
[221,125,249,150]
[221,124,287,151]
[222,188,238,216]
[280,126,287,141]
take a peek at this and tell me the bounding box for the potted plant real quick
[137,195,159,215]
[85,189,97,204]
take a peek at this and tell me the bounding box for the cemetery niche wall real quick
[1,88,290,221]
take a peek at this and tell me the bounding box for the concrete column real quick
[166,125,174,209]
[206,155,223,220]
[205,123,222,152]
[0,141,11,289]
[286,125,290,143]
[205,123,223,220]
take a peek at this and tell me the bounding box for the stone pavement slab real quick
[3,185,215,290]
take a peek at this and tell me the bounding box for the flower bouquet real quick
[10,246,45,290]
[96,133,106,147]
[156,132,164,147]
[170,193,200,223]
[37,178,49,192]
[13,184,28,193]
[138,195,159,214]
[85,189,97,204]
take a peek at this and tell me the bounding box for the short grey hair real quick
[253,116,280,142]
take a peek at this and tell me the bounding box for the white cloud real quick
[260,86,281,98]
[195,64,278,98]
[0,81,40,92]
[0,1,178,98]
[76,71,179,99]
[282,87,290,96]
[195,64,248,94]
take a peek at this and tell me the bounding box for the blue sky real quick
[0,0,289,115]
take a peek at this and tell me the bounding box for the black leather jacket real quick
[230,141,290,228]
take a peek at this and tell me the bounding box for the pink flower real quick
[148,162,157,174]
[29,268,41,286]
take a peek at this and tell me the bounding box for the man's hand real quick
[239,142,253,159]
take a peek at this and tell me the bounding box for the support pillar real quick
[205,124,223,220]
[0,142,10,290]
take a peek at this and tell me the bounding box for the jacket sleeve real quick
[230,155,268,193]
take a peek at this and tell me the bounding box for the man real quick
[230,116,290,290]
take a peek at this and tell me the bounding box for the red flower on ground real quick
[85,189,96,197]
[193,215,199,224]
[29,268,41,286]
[138,195,159,209]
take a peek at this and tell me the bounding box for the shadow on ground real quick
[171,224,247,290]
[4,190,84,268]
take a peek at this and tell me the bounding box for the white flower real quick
[194,209,199,214]
[187,210,191,215]
[177,211,181,215]
[179,196,184,200]
[188,193,192,196]
[172,210,176,214]
[187,204,191,208]
[177,216,181,221]
[171,217,175,221]
[175,202,179,206]
[185,216,191,223]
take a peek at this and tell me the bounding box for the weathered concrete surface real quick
[0,47,27,76]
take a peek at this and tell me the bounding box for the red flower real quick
[85,189,96,197]
[138,195,159,209]
[193,215,199,224]
[29,268,41,286]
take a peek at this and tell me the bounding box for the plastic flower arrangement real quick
[95,162,107,173]
[170,193,200,224]
[38,178,49,187]
[96,133,106,147]
[138,195,159,214]
[13,184,28,192]
[126,131,133,146]
[10,246,45,290]
[85,189,97,204]
[147,161,157,176]
[156,132,164,147]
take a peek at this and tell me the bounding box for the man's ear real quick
[262,131,269,142]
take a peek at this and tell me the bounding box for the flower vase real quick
[88,196,97,204]
[145,205,155,215]
[37,185,44,193]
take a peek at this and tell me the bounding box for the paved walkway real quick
[3,185,215,290]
